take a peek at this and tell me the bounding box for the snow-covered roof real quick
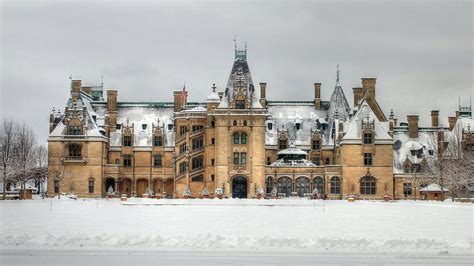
[270,159,316,167]
[277,145,308,155]
[206,92,220,102]
[419,183,449,192]
[393,131,438,174]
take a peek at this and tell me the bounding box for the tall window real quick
[240,152,246,165]
[54,180,60,193]
[277,177,292,197]
[154,154,162,167]
[179,162,187,174]
[154,136,163,146]
[236,100,245,109]
[68,144,81,157]
[233,152,240,165]
[330,176,341,194]
[296,177,310,197]
[360,176,376,195]
[211,138,215,145]
[123,135,132,146]
[266,157,271,165]
[403,183,412,197]
[265,177,273,194]
[123,154,132,167]
[241,133,247,144]
[278,139,287,150]
[211,159,215,166]
[179,126,187,136]
[233,133,239,144]
[312,140,320,150]
[192,137,204,150]
[364,153,373,166]
[191,156,203,169]
[68,126,81,135]
[88,181,94,193]
[180,144,187,154]
[314,177,324,194]
[363,133,373,144]
[267,123,273,130]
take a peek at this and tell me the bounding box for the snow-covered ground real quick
[0,198,472,264]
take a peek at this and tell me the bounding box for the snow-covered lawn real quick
[0,198,472,254]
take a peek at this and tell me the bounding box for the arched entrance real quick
[120,179,132,197]
[296,177,310,197]
[277,177,292,197]
[136,179,148,197]
[232,176,247,198]
[105,178,115,194]
[314,176,324,196]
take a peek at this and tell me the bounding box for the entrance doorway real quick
[136,179,148,197]
[232,176,247,198]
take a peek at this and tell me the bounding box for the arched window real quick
[236,100,245,109]
[314,176,324,194]
[241,133,247,144]
[243,120,248,126]
[360,176,376,195]
[277,177,292,197]
[233,120,237,126]
[68,144,81,157]
[330,176,341,194]
[265,177,273,194]
[296,177,310,197]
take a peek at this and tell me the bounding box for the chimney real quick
[259,82,267,108]
[352,87,363,108]
[361,78,376,97]
[173,90,182,112]
[107,90,118,130]
[71,80,82,102]
[431,110,439,127]
[49,109,55,133]
[314,83,321,110]
[407,115,419,139]
[448,116,457,131]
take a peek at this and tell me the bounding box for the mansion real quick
[47,47,473,200]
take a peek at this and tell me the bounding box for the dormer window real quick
[92,115,97,122]
[278,139,288,150]
[123,135,132,147]
[116,124,121,130]
[312,139,320,150]
[267,123,273,131]
[168,124,173,130]
[236,100,245,109]
[295,123,301,131]
[428,150,434,156]
[363,133,373,144]
[142,124,147,130]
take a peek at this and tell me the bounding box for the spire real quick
[336,64,340,86]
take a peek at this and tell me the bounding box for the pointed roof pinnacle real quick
[336,64,341,86]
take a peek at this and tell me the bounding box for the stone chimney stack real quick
[259,82,267,108]
[407,115,419,139]
[361,78,376,97]
[431,110,439,127]
[71,80,82,102]
[352,87,363,109]
[173,90,184,112]
[314,83,321,110]
[448,116,457,131]
[107,90,118,130]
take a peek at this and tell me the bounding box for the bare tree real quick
[0,119,18,199]
[29,145,48,195]
[14,123,36,190]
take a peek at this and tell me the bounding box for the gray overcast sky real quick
[1,0,472,145]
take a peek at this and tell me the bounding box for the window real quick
[191,156,203,169]
[142,124,147,130]
[278,139,287,150]
[412,163,421,173]
[233,133,239,144]
[211,174,215,182]
[233,120,237,126]
[211,159,215,166]
[236,100,245,109]
[243,120,248,126]
[192,125,203,132]
[403,183,412,196]
[360,176,376,195]
[192,137,204,150]
[428,150,434,156]
[364,153,373,166]
[267,123,273,131]
[363,133,373,144]
[325,158,330,165]
[277,177,292,197]
[154,155,162,167]
[123,135,132,146]
[180,144,187,154]
[233,152,240,165]
[211,120,215,127]
[211,138,215,145]
[295,123,301,131]
[266,157,271,165]
[296,177,310,197]
[330,176,341,194]
[191,175,203,182]
[314,177,324,194]
[68,144,81,157]
[115,159,119,165]
[68,126,81,135]
[168,124,173,130]
[179,126,187,135]
[154,136,163,147]
[312,157,320,166]
[241,133,247,144]
[54,180,60,193]
[240,152,247,165]
[123,154,132,167]
[88,181,94,193]
[312,140,320,150]
[265,177,273,193]
[116,124,121,130]
[179,162,187,174]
